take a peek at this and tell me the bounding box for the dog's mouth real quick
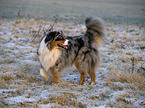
[57,44,68,49]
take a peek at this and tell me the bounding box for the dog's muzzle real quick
[63,39,70,46]
[57,39,70,49]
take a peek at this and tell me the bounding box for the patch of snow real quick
[89,105,109,108]
[38,103,59,108]
[5,95,36,104]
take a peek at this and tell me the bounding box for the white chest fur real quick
[38,37,61,71]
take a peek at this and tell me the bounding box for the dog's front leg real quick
[50,67,61,84]
[40,67,49,81]
[51,72,61,84]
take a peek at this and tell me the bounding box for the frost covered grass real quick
[0,19,145,108]
[107,68,145,90]
[39,92,85,107]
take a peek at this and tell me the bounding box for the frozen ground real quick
[0,19,145,108]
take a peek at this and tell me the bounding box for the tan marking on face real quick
[50,40,66,49]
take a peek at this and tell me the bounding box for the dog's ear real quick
[45,38,52,50]
[45,32,55,50]
[46,31,57,42]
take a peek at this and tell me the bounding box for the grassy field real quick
[0,18,144,107]
[0,0,145,107]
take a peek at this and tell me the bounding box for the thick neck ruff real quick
[38,37,61,71]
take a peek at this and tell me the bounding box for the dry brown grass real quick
[18,60,39,74]
[40,92,86,108]
[0,74,16,81]
[105,81,124,91]
[0,79,8,89]
[26,75,42,83]
[15,72,42,84]
[0,74,16,89]
[89,91,110,101]
[0,46,16,64]
[107,99,132,108]
[107,66,145,91]
[0,99,9,108]
[107,92,133,107]
[1,89,23,97]
[14,101,37,107]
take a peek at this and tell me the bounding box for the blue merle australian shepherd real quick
[37,17,106,85]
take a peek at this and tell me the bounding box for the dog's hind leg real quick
[88,69,96,85]
[79,70,87,85]
[40,67,49,81]
[74,61,87,85]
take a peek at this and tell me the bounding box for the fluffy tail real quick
[85,17,106,45]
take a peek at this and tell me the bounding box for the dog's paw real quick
[91,81,95,85]
[43,76,49,82]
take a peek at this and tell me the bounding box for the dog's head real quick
[45,31,69,50]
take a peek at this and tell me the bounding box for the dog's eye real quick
[55,37,64,41]
[55,39,61,41]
